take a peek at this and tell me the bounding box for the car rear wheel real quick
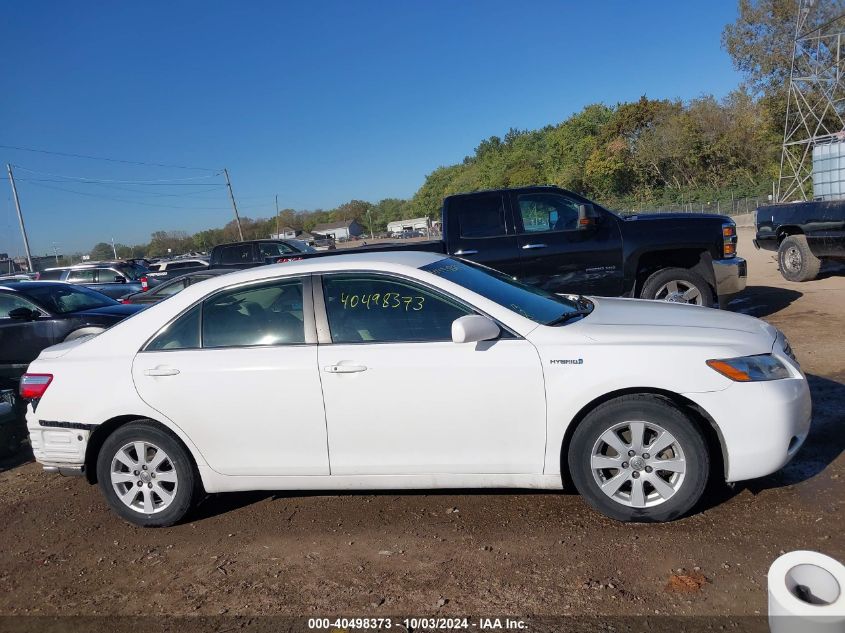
[640,268,714,306]
[778,234,821,282]
[96,421,196,527]
[568,395,709,522]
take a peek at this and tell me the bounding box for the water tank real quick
[812,141,845,200]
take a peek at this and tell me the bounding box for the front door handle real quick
[454,249,478,256]
[522,243,547,250]
[323,364,367,374]
[144,367,181,377]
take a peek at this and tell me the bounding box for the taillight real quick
[120,298,131,304]
[722,222,737,258]
[34,272,41,280]
[140,276,149,291]
[20,374,53,400]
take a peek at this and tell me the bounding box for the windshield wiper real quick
[545,308,591,326]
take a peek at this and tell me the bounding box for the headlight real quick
[706,354,791,382]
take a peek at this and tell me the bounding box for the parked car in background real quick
[38,261,158,299]
[312,237,337,251]
[274,186,747,308]
[21,252,807,527]
[208,239,316,269]
[119,268,237,305]
[754,200,845,282]
[0,281,144,389]
[143,258,209,283]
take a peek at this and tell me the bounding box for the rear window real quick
[38,269,64,280]
[452,194,507,238]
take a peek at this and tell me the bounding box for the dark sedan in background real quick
[0,282,144,388]
[119,268,237,304]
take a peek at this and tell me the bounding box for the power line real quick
[22,180,235,211]
[0,143,218,171]
[11,165,223,184]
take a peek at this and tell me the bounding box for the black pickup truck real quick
[754,199,845,282]
[220,186,748,307]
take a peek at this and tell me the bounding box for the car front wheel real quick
[96,421,197,527]
[568,395,709,522]
[640,268,714,306]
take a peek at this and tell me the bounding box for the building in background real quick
[386,217,432,235]
[311,220,364,241]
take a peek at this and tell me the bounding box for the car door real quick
[315,272,546,475]
[131,275,329,476]
[512,191,624,296]
[0,292,56,377]
[445,192,522,277]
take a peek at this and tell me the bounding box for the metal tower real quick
[778,0,845,202]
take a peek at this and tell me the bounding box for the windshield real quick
[18,284,118,314]
[420,258,584,324]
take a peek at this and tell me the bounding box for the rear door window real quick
[219,244,254,265]
[95,268,124,283]
[66,269,96,283]
[452,194,508,238]
[202,279,305,348]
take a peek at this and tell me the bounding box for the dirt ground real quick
[0,227,843,625]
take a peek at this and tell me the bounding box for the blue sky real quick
[1,1,743,255]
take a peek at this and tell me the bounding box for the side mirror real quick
[451,315,500,344]
[577,203,601,230]
[8,307,38,321]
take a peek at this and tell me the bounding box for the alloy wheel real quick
[653,280,703,304]
[110,441,178,514]
[590,420,687,508]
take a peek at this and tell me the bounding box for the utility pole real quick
[223,168,244,241]
[111,238,118,259]
[275,194,280,237]
[6,164,33,273]
[52,243,59,264]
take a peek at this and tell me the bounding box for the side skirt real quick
[198,468,564,494]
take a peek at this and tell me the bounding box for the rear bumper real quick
[685,377,812,482]
[26,407,89,471]
[713,257,747,300]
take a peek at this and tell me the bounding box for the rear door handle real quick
[522,243,547,250]
[323,364,367,374]
[454,249,478,256]
[144,367,181,377]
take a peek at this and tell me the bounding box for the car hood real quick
[559,296,778,353]
[73,303,145,318]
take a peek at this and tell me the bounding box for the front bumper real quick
[685,377,811,482]
[713,257,747,300]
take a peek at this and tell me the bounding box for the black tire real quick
[778,234,821,282]
[640,267,715,306]
[96,420,197,527]
[568,395,710,523]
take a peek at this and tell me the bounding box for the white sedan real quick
[21,251,810,526]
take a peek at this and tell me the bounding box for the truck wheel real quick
[778,235,821,282]
[640,268,714,306]
[96,421,197,527]
[568,395,709,522]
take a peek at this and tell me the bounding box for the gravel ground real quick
[0,227,842,625]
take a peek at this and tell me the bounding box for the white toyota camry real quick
[21,251,811,526]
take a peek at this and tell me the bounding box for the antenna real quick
[777,0,845,202]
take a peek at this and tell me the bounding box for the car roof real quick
[0,281,74,291]
[223,250,446,282]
